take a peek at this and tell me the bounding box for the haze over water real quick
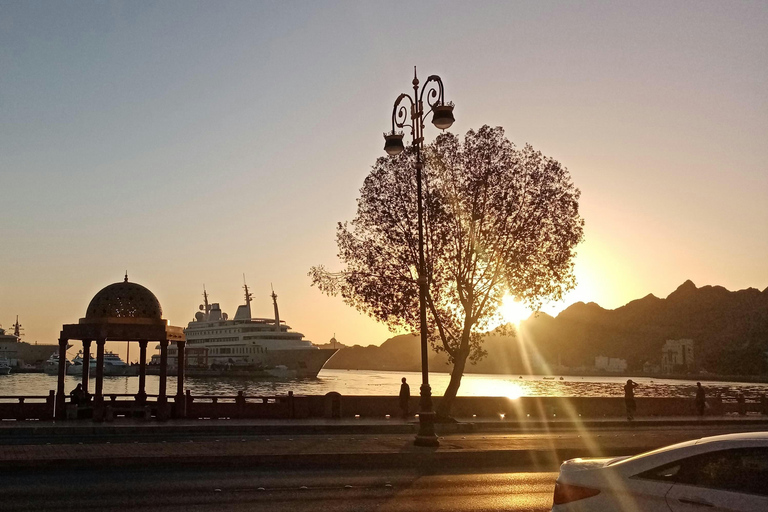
[2,370,766,400]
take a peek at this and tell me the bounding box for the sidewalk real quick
[1,415,766,471]
[1,414,766,437]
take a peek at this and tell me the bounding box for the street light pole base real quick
[414,410,440,447]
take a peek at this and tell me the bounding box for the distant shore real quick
[327,366,768,384]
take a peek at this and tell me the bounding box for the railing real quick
[185,390,299,419]
[0,391,766,421]
[0,391,55,420]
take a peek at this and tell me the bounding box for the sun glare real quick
[500,294,532,326]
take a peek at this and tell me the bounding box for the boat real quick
[67,350,137,377]
[0,316,58,371]
[157,281,337,379]
[0,357,11,375]
[43,352,70,375]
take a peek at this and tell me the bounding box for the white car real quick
[552,432,768,511]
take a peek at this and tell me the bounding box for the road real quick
[2,467,558,512]
[4,423,766,510]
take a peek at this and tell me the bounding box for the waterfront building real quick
[661,338,695,374]
[594,355,627,373]
[643,361,662,374]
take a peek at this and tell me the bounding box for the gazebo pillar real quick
[176,340,186,418]
[94,338,105,405]
[137,340,148,404]
[81,339,92,396]
[158,339,169,420]
[55,337,68,420]
[158,339,168,404]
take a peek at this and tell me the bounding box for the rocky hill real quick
[323,281,768,376]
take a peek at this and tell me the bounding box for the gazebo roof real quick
[60,275,184,342]
[85,275,162,320]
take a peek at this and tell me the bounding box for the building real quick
[595,355,627,373]
[661,339,695,374]
[643,361,661,374]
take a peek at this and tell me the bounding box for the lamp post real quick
[383,67,454,447]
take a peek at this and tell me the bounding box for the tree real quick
[310,125,584,416]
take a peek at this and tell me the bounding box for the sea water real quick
[1,369,766,399]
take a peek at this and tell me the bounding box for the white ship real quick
[43,352,70,375]
[161,282,337,378]
[67,350,137,377]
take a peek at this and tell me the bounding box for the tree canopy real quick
[310,125,584,413]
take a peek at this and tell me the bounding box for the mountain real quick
[521,281,768,375]
[325,281,768,376]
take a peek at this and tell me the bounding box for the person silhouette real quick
[695,382,706,417]
[624,379,638,421]
[399,377,410,419]
[69,383,84,406]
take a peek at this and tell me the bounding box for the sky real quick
[1,1,766,361]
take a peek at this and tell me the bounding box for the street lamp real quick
[383,67,454,447]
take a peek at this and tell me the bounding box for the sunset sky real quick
[1,1,766,360]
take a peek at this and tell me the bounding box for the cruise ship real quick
[161,283,337,378]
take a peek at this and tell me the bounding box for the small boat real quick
[542,376,555,380]
[0,357,11,375]
[67,350,136,376]
[43,353,70,375]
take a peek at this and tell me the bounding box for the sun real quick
[500,294,532,326]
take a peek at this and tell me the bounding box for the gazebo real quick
[56,275,186,420]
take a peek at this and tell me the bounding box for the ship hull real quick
[259,348,338,378]
[151,348,338,379]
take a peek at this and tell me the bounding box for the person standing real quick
[695,382,706,417]
[399,377,410,419]
[624,379,638,421]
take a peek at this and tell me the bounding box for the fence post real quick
[46,390,55,420]
[17,397,26,421]
[737,393,746,416]
[236,391,245,419]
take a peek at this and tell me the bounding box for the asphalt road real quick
[3,467,559,512]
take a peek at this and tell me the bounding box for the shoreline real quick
[327,367,768,385]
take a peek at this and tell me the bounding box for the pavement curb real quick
[2,418,767,439]
[3,446,653,472]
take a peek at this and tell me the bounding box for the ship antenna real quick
[243,274,253,307]
[13,315,23,338]
[271,283,281,332]
[202,285,211,317]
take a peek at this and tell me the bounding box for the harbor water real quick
[1,369,767,399]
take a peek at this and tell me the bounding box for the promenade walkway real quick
[2,415,766,471]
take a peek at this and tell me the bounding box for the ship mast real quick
[202,285,211,320]
[243,274,253,319]
[271,284,281,332]
[13,315,23,339]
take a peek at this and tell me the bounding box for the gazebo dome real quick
[85,276,163,320]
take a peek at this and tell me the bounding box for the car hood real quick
[559,456,630,474]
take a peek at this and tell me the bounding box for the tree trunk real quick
[436,350,468,418]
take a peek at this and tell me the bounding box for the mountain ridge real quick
[323,281,768,376]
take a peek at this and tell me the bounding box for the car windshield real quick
[608,439,698,465]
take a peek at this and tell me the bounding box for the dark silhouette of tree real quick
[310,126,584,416]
